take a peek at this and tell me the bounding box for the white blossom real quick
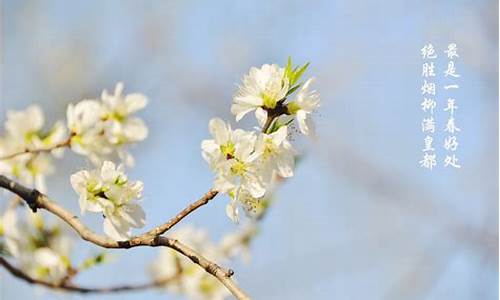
[287,78,320,136]
[254,126,295,179]
[30,248,69,282]
[201,118,250,169]
[0,150,54,193]
[5,105,45,139]
[202,117,299,222]
[231,64,289,122]
[66,99,110,161]
[214,150,265,200]
[225,185,271,223]
[202,118,266,199]
[70,161,145,240]
[231,60,320,138]
[100,82,148,145]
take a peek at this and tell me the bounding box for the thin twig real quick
[143,189,219,237]
[0,256,177,294]
[0,175,250,300]
[0,138,71,160]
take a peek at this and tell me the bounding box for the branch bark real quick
[143,190,218,237]
[0,175,249,300]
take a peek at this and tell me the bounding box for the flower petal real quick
[103,216,130,240]
[225,201,240,223]
[120,203,146,228]
[208,118,230,145]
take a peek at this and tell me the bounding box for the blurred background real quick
[0,0,498,299]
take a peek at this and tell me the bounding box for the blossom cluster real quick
[0,208,73,282]
[67,82,148,166]
[231,60,320,136]
[202,59,320,222]
[0,83,148,194]
[0,105,67,192]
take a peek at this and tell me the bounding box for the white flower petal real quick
[225,201,240,223]
[125,94,147,113]
[120,203,146,228]
[114,82,124,97]
[214,174,236,193]
[243,174,266,198]
[296,110,309,135]
[276,154,295,178]
[209,118,230,145]
[255,107,268,128]
[271,125,288,145]
[118,149,135,167]
[103,216,130,240]
[231,103,255,122]
[234,95,263,106]
[100,161,117,182]
[123,118,148,142]
[67,100,102,133]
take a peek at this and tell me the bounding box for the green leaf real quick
[284,56,293,83]
[286,84,301,96]
[285,57,292,75]
[291,62,310,85]
[284,57,310,88]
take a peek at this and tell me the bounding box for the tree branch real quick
[0,137,71,160]
[143,190,218,237]
[0,175,250,300]
[0,256,179,294]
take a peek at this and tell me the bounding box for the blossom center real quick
[261,93,277,109]
[230,160,247,176]
[220,142,235,159]
[103,110,126,122]
[262,138,277,159]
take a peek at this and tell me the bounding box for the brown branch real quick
[262,102,290,133]
[0,175,250,300]
[262,116,275,134]
[143,189,218,237]
[0,256,178,294]
[0,137,71,160]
